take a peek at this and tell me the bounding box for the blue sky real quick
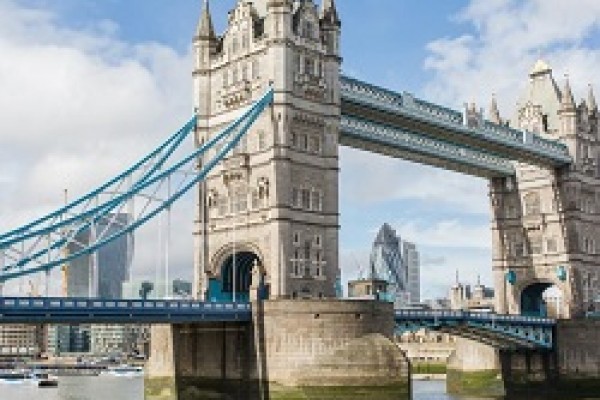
[2,0,600,299]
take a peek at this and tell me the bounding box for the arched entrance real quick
[520,282,562,317]
[207,251,261,303]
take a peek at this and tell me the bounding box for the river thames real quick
[4,376,600,399]
[0,377,493,400]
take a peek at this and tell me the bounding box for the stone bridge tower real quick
[192,0,342,301]
[491,60,600,318]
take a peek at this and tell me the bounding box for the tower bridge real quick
[1,0,600,398]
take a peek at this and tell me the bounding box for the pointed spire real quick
[196,0,216,40]
[530,59,552,78]
[561,75,576,111]
[489,93,502,124]
[455,269,459,285]
[588,84,597,113]
[320,0,340,26]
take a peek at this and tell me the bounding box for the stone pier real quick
[145,300,410,400]
[447,337,558,398]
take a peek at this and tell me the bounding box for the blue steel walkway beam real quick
[0,297,252,324]
[341,75,572,168]
[394,310,555,350]
[341,114,515,178]
[438,326,539,351]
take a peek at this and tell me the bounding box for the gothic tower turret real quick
[492,60,600,317]
[193,0,342,301]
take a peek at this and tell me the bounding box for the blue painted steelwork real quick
[0,297,251,324]
[395,310,555,349]
[0,87,274,282]
[0,117,197,243]
[341,115,515,177]
[340,75,572,166]
[506,270,517,285]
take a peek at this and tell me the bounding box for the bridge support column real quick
[252,299,411,400]
[447,337,558,398]
[144,322,259,400]
[555,319,600,396]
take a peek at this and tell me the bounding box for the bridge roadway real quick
[339,76,572,178]
[0,297,556,349]
[395,309,555,350]
[0,297,251,324]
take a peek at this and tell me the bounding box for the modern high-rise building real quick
[366,224,407,308]
[403,241,420,303]
[67,213,133,299]
[359,224,421,308]
[61,214,133,356]
[0,324,43,358]
[47,325,91,355]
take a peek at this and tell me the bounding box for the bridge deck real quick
[0,297,252,324]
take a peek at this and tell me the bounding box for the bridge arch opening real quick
[520,283,563,318]
[208,251,261,303]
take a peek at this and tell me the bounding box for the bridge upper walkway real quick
[340,76,572,178]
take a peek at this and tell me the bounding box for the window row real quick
[294,53,324,78]
[290,258,325,279]
[291,187,324,211]
[214,129,268,156]
[208,187,269,217]
[291,131,322,154]
[505,236,561,256]
[222,59,260,87]
[293,232,322,248]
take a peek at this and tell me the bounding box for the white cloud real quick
[340,147,490,214]
[393,219,491,250]
[0,1,194,295]
[423,0,600,115]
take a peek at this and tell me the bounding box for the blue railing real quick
[395,309,555,349]
[0,297,252,324]
[395,309,555,326]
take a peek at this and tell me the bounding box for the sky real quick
[2,0,600,299]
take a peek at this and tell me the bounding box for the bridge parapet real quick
[340,75,404,112]
[395,310,555,350]
[0,297,252,324]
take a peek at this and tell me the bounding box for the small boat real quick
[0,372,28,384]
[29,371,59,388]
[103,365,143,377]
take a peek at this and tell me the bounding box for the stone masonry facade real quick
[490,60,600,317]
[192,0,342,300]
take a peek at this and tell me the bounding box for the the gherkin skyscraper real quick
[363,223,408,308]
